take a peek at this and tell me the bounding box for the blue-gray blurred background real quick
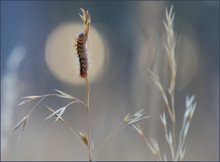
[1,1,219,161]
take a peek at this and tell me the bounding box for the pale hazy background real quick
[1,1,219,161]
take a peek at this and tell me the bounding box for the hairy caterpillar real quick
[76,33,88,78]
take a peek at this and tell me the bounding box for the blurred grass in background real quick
[1,1,219,161]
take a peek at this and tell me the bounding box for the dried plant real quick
[12,5,196,161]
[12,8,151,161]
[75,8,92,161]
[130,5,197,161]
[97,109,151,152]
[13,90,87,148]
[13,8,93,161]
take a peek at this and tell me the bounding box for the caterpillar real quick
[76,33,88,78]
[75,8,90,78]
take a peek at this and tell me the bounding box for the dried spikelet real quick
[160,113,167,127]
[18,96,41,106]
[44,100,81,122]
[164,5,176,97]
[12,115,29,132]
[123,109,151,125]
[54,89,75,100]
[23,96,41,100]
[79,8,91,38]
[79,131,89,146]
[45,105,64,122]
[176,95,197,160]
[44,106,66,122]
[75,8,91,78]
[12,115,29,141]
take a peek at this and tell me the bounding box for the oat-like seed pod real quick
[75,8,91,78]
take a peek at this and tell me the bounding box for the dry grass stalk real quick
[146,5,197,161]
[76,8,92,161]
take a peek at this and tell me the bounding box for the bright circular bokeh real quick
[45,22,106,85]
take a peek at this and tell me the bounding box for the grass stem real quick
[85,77,92,161]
